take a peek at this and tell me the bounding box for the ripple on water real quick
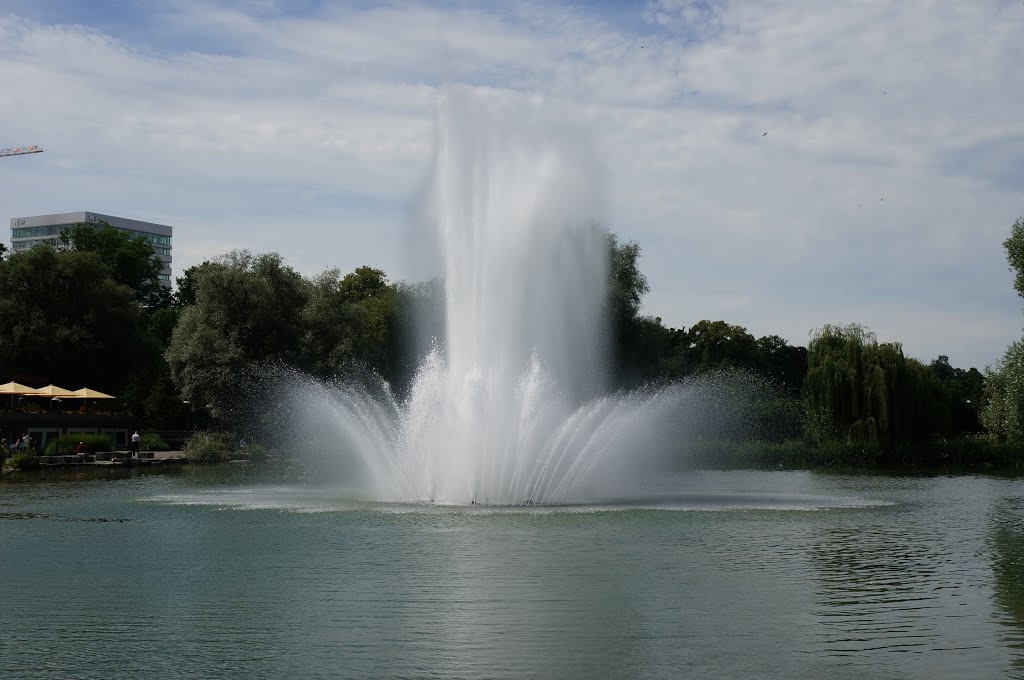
[144,486,892,515]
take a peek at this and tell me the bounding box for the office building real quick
[9,211,173,286]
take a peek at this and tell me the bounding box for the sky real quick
[1,0,1022,369]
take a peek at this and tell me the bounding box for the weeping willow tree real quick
[805,324,889,446]
[804,324,947,451]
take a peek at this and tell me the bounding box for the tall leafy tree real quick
[59,222,167,307]
[1002,217,1024,299]
[929,355,983,435]
[0,244,157,392]
[685,320,759,373]
[165,251,309,416]
[804,323,893,447]
[982,340,1024,444]
[300,266,397,380]
[605,233,653,385]
[804,323,949,452]
[981,217,1024,443]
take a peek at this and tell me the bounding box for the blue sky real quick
[2,0,1023,369]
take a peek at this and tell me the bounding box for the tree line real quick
[1,219,1020,467]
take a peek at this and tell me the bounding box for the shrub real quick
[9,451,40,470]
[44,433,113,456]
[139,433,170,451]
[183,431,230,464]
[244,442,268,462]
[229,442,269,462]
[684,439,883,470]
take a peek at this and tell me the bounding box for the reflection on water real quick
[2,469,1024,679]
[806,476,1011,679]
[810,525,962,666]
[989,497,1024,678]
[398,515,636,679]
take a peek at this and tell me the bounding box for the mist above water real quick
[292,89,686,504]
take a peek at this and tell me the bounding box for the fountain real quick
[290,88,686,505]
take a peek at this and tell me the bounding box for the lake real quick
[2,465,1023,679]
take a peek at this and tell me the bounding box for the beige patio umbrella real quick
[0,381,36,395]
[0,381,37,408]
[69,387,117,412]
[32,385,77,413]
[32,384,76,397]
[71,387,116,400]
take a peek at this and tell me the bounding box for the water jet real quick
[288,89,685,505]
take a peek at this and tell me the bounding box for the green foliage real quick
[59,222,167,307]
[167,253,404,416]
[390,278,445,390]
[605,233,654,385]
[301,266,397,379]
[147,307,180,350]
[139,433,170,451]
[980,218,1024,445]
[44,433,114,456]
[685,320,759,372]
[0,244,159,394]
[165,251,309,417]
[183,431,231,464]
[8,451,40,470]
[236,442,268,462]
[1003,217,1024,300]
[929,355,984,435]
[981,338,1024,445]
[804,323,950,455]
[929,435,1024,468]
[606,234,649,323]
[685,436,1022,471]
[134,370,189,429]
[756,335,808,394]
[685,439,883,470]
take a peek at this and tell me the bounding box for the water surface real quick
[2,467,1023,679]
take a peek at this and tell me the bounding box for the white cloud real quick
[1,1,1022,368]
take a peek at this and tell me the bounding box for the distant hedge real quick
[139,433,170,451]
[45,433,113,456]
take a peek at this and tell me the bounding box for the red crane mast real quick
[0,146,43,158]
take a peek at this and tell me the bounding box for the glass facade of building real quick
[11,224,172,252]
[9,212,173,287]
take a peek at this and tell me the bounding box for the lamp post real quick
[51,397,62,452]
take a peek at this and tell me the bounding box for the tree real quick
[980,217,1024,443]
[981,340,1024,444]
[606,234,649,324]
[175,261,216,307]
[804,323,950,452]
[929,355,984,435]
[0,244,158,393]
[804,323,894,448]
[59,222,167,307]
[686,320,759,373]
[755,334,807,395]
[1003,217,1024,299]
[165,251,309,416]
[605,233,652,385]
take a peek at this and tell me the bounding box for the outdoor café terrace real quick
[0,381,131,450]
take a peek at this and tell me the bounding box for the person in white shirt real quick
[131,431,140,457]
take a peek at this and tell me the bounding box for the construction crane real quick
[0,146,43,158]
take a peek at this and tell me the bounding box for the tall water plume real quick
[292,89,682,504]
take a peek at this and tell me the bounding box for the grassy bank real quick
[683,437,1024,472]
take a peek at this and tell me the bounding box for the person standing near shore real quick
[131,431,140,457]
